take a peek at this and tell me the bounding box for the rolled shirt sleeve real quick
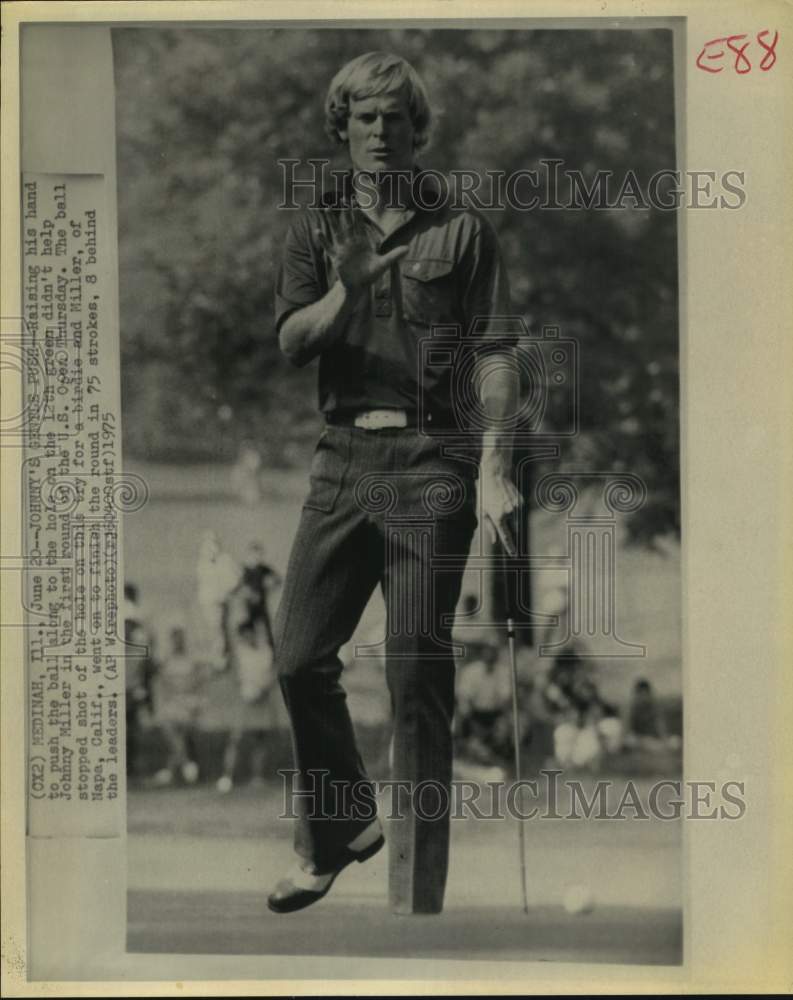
[272,182,522,419]
[275,212,327,332]
[460,212,520,350]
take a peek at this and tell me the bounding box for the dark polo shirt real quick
[275,171,516,425]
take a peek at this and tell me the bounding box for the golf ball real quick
[563,885,595,915]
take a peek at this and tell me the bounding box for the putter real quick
[498,515,530,915]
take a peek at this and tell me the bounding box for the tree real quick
[114,26,679,544]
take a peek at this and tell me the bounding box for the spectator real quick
[196,531,240,671]
[152,624,206,786]
[452,593,493,667]
[624,678,675,751]
[234,541,281,650]
[216,610,280,794]
[124,582,155,781]
[455,644,513,774]
[539,653,622,770]
[232,440,264,506]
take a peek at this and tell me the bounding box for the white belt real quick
[353,409,408,430]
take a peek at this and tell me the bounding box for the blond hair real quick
[324,51,431,150]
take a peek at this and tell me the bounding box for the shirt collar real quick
[320,166,447,215]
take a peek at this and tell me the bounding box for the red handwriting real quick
[696,29,778,73]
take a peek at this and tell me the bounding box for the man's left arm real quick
[478,352,522,555]
[461,216,522,555]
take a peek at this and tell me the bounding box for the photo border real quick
[2,0,792,995]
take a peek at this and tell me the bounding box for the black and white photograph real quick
[4,1,792,993]
[116,23,684,965]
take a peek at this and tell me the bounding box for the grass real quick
[123,456,683,714]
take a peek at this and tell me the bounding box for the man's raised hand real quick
[479,465,522,558]
[316,220,408,291]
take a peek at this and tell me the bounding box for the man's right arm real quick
[275,213,407,368]
[278,280,363,368]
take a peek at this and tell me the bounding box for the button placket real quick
[373,270,392,317]
[369,212,415,321]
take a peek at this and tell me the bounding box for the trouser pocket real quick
[303,427,351,513]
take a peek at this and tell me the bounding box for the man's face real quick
[341,90,416,175]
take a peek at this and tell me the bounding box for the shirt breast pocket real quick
[400,257,457,328]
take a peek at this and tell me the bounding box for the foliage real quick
[114,26,679,544]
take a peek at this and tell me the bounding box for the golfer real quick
[269,51,521,915]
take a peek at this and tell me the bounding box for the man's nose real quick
[371,115,386,136]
